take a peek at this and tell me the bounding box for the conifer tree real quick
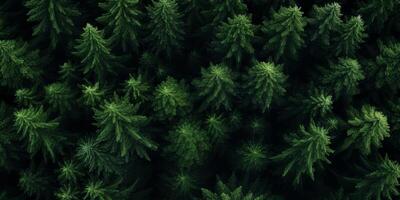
[322,58,365,98]
[167,172,197,198]
[19,169,49,198]
[340,105,389,155]
[273,123,333,184]
[309,3,342,46]
[204,0,247,27]
[14,106,63,160]
[201,180,267,200]
[358,0,399,31]
[153,77,191,119]
[146,0,184,57]
[45,82,74,113]
[80,82,106,108]
[59,62,77,83]
[97,0,141,51]
[165,121,210,168]
[238,142,268,172]
[84,180,117,200]
[56,185,79,200]
[57,160,81,184]
[374,41,400,89]
[193,64,236,111]
[352,156,400,200]
[205,113,228,144]
[245,61,287,112]
[261,6,306,60]
[0,102,16,169]
[25,0,80,47]
[212,14,254,65]
[74,24,116,81]
[124,74,150,103]
[15,88,37,106]
[94,96,157,160]
[335,16,366,56]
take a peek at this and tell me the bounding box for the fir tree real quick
[25,0,80,47]
[15,88,37,106]
[97,0,141,51]
[201,180,267,200]
[205,113,228,144]
[245,61,287,112]
[59,62,78,83]
[44,82,74,113]
[57,160,81,183]
[204,0,247,27]
[358,0,399,31]
[56,185,79,200]
[167,172,197,198]
[94,96,157,160]
[146,0,184,57]
[74,24,116,81]
[124,74,150,103]
[309,3,343,46]
[212,14,254,65]
[238,142,268,172]
[340,105,390,155]
[374,41,400,89]
[335,16,366,56]
[261,6,306,60]
[193,64,236,111]
[80,82,106,107]
[272,123,333,184]
[84,180,117,200]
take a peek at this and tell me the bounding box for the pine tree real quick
[238,142,268,172]
[25,0,80,47]
[204,0,247,27]
[14,106,63,160]
[44,82,74,113]
[84,180,117,200]
[340,105,389,155]
[201,180,267,200]
[167,172,197,198]
[97,0,141,51]
[245,61,287,112]
[261,6,306,60]
[80,82,106,107]
[212,14,254,65]
[309,3,342,46]
[205,113,228,144]
[165,121,210,168]
[358,0,399,31]
[352,156,400,200]
[146,0,184,57]
[374,41,400,89]
[322,58,365,98]
[124,74,150,103]
[94,96,157,160]
[272,123,333,184]
[57,160,81,183]
[74,24,116,81]
[193,64,236,111]
[56,185,79,200]
[153,77,191,119]
[335,16,366,56]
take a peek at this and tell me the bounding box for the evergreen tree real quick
[272,123,333,184]
[124,74,150,103]
[0,102,16,169]
[204,0,247,27]
[238,142,268,172]
[205,113,228,144]
[322,58,365,98]
[94,96,157,160]
[98,0,141,51]
[80,82,106,108]
[56,185,79,200]
[358,0,399,31]
[25,0,80,47]
[309,3,342,46]
[245,61,287,112]
[15,88,37,106]
[193,64,236,111]
[44,82,74,113]
[57,160,81,183]
[167,171,197,198]
[261,6,306,60]
[340,105,389,155]
[84,180,117,200]
[74,24,116,81]
[146,0,184,57]
[212,14,254,65]
[201,180,267,200]
[335,16,366,56]
[19,169,49,199]
[165,121,210,168]
[374,41,400,89]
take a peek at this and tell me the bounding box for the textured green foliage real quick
[201,180,266,200]
[57,160,81,183]
[375,41,400,89]
[341,105,389,155]
[80,82,106,107]
[14,106,62,159]
[322,58,365,98]
[94,96,157,159]
[19,170,49,198]
[287,88,333,120]
[309,3,342,46]
[84,180,117,200]
[74,24,116,80]
[146,0,184,57]
[245,61,287,112]
[262,6,306,60]
[212,14,254,65]
[98,0,141,51]
[124,74,150,103]
[168,172,197,197]
[59,62,77,83]
[205,113,228,144]
[0,102,15,169]
[165,121,210,168]
[335,16,366,56]
[153,77,191,119]
[45,82,74,113]
[25,0,80,47]
[358,0,399,30]
[56,185,79,200]
[193,64,236,111]
[273,123,333,184]
[238,142,268,171]
[205,0,247,26]
[352,156,400,200]
[15,88,37,106]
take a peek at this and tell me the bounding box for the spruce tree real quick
[56,185,79,200]
[309,3,342,46]
[15,88,37,106]
[201,180,267,200]
[204,0,247,27]
[124,74,150,103]
[80,82,106,108]
[358,0,399,31]
[44,82,74,113]
[97,0,141,51]
[238,142,268,172]
[25,0,80,47]
[205,113,228,144]
[261,6,306,60]
[375,41,400,89]
[335,16,366,56]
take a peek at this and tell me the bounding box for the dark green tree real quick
[80,82,106,108]
[204,0,247,27]
[19,169,49,199]
[167,171,197,198]
[56,185,79,200]
[124,74,150,103]
[335,16,366,56]
[238,142,268,172]
[309,3,343,46]
[358,0,399,31]
[57,160,81,183]
[98,0,141,51]
[44,82,74,113]
[15,88,38,106]
[261,6,306,60]
[25,0,80,47]
[201,180,267,200]
[374,41,400,89]
[205,113,228,144]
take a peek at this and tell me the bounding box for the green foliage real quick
[45,82,74,113]
[146,0,184,57]
[272,123,333,184]
[165,121,210,168]
[245,61,287,112]
[94,96,157,159]
[59,62,77,83]
[153,77,191,119]
[80,82,106,107]
[205,113,228,144]
[193,64,236,111]
[335,16,366,56]
[205,0,247,26]
[309,3,342,46]
[98,0,141,51]
[167,172,197,198]
[262,6,306,60]
[56,185,79,200]
[340,105,389,155]
[374,41,400,89]
[0,102,16,169]
[84,180,117,200]
[15,88,37,106]
[57,160,81,183]
[322,58,365,98]
[212,14,254,65]
[287,88,333,120]
[25,0,80,47]
[124,74,150,103]
[19,170,49,198]
[358,0,399,30]
[201,180,266,200]
[238,142,268,171]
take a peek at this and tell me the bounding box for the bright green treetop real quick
[80,82,106,108]
[45,82,74,113]
[56,185,79,200]
[335,16,366,56]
